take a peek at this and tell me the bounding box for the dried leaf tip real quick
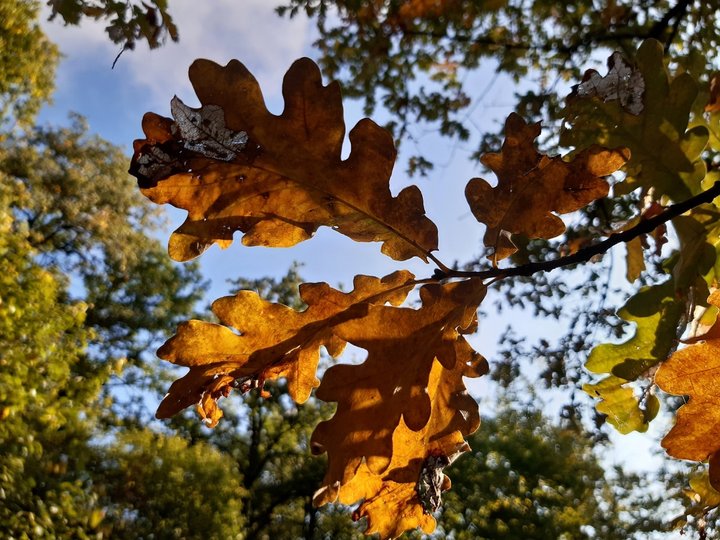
[170,96,248,161]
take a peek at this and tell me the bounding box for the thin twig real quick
[431,180,720,282]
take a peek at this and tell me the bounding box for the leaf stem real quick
[427,252,453,275]
[435,180,720,282]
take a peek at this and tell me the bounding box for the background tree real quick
[4,0,720,538]
[278,0,717,169]
[441,403,665,539]
[0,182,106,537]
[0,1,58,129]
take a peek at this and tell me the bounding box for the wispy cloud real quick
[41,0,311,112]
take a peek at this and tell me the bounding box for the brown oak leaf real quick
[311,279,487,513]
[320,353,485,539]
[655,290,720,490]
[155,271,415,427]
[465,113,629,264]
[129,58,438,262]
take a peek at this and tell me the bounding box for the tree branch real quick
[436,180,720,281]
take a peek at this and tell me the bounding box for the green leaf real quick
[582,376,650,434]
[562,39,708,201]
[584,281,682,433]
[671,214,717,290]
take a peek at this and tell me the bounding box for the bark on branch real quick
[435,180,720,282]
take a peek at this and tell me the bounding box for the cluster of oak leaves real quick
[129,39,720,538]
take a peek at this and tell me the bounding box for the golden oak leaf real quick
[323,354,485,539]
[129,58,438,262]
[655,290,720,490]
[465,112,629,263]
[155,271,415,426]
[311,279,487,513]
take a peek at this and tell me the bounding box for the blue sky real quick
[37,1,674,482]
[37,0,512,298]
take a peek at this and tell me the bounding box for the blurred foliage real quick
[278,0,718,164]
[441,404,666,539]
[0,1,58,129]
[0,182,105,538]
[99,430,247,539]
[46,0,178,51]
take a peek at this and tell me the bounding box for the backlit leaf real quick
[341,356,484,539]
[155,271,416,426]
[465,112,628,263]
[310,279,487,538]
[656,290,720,490]
[562,39,708,201]
[582,376,656,434]
[129,58,438,262]
[584,281,682,433]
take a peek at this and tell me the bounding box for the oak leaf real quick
[311,279,486,518]
[584,282,681,433]
[656,290,720,490]
[337,355,483,539]
[465,112,628,263]
[129,58,438,262]
[155,271,416,426]
[562,39,709,202]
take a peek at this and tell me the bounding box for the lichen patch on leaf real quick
[572,51,645,115]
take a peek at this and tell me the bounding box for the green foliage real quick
[99,430,246,539]
[1,115,205,374]
[561,39,708,201]
[47,0,178,50]
[441,405,662,539]
[0,1,59,128]
[0,183,106,538]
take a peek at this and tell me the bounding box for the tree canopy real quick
[128,28,720,540]
[5,0,720,539]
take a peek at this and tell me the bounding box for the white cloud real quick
[41,0,311,111]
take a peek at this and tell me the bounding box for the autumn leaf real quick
[311,279,486,526]
[584,281,681,433]
[155,271,416,426]
[706,73,720,113]
[337,357,484,539]
[573,51,645,115]
[465,112,628,263]
[619,201,665,283]
[655,290,720,490]
[562,39,709,202]
[129,58,438,262]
